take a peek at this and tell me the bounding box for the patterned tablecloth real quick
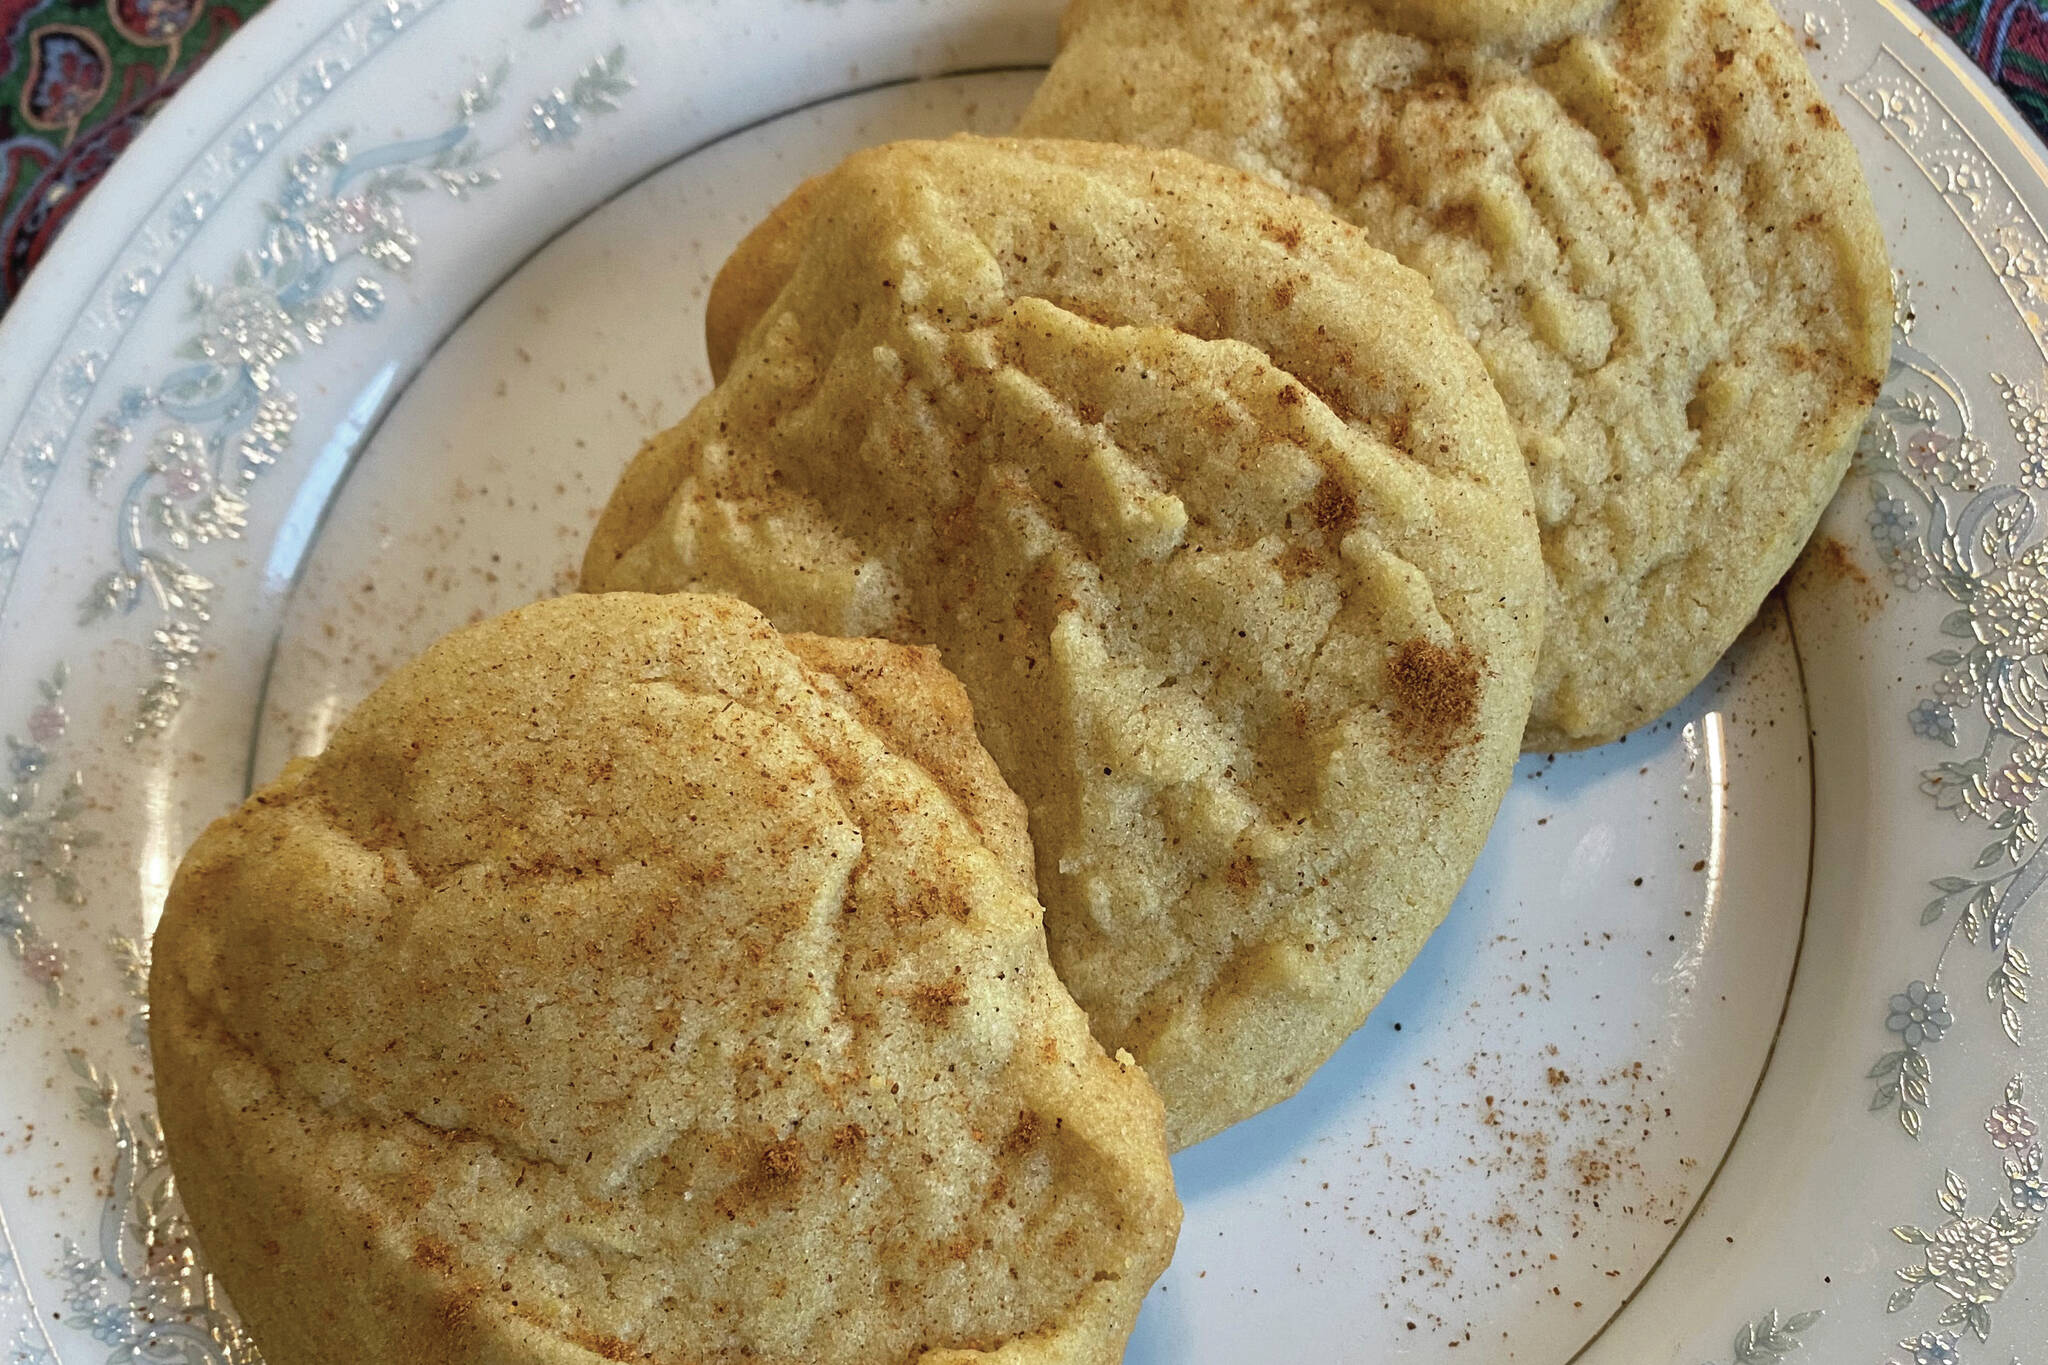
[0,0,2042,316]
[3,1,268,314]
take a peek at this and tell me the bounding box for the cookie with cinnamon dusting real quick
[1017,0,1893,748]
[150,592,1176,1365]
[586,137,1545,1146]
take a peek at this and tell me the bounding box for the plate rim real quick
[2,1,2044,1361]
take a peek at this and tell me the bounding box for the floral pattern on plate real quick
[1857,291,2038,1138]
[0,14,635,1360]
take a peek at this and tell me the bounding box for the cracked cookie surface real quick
[1018,0,1893,747]
[149,591,1176,1365]
[585,138,1544,1146]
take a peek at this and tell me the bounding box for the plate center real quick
[248,72,1813,1363]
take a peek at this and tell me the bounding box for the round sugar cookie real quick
[1018,0,1894,748]
[149,591,1177,1365]
[586,137,1545,1147]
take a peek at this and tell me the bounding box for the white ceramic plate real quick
[0,0,2039,1360]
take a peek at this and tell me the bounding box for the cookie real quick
[586,137,1545,1146]
[1018,0,1893,748]
[150,591,1177,1365]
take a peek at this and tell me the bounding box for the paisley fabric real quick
[0,0,2040,316]
[0,0,261,313]
[1919,0,2048,133]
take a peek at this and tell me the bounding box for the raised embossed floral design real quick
[57,1056,260,1363]
[194,284,303,377]
[76,108,498,737]
[74,44,630,741]
[1890,981,1956,1048]
[1988,1098,2039,1149]
[0,1246,56,1363]
[1904,430,1994,493]
[1699,1307,1822,1364]
[1858,280,2039,1135]
[1890,1081,2041,1343]
[1912,698,1961,746]
[1919,1216,2019,1303]
[1832,40,2048,1364]
[525,46,631,145]
[1996,373,2048,490]
[1868,482,1932,588]
[1990,738,2048,806]
[0,665,87,1002]
[4,29,641,1365]
[2009,1144,2048,1215]
[1896,1330,1964,1365]
[1970,544,2048,658]
[528,0,642,28]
